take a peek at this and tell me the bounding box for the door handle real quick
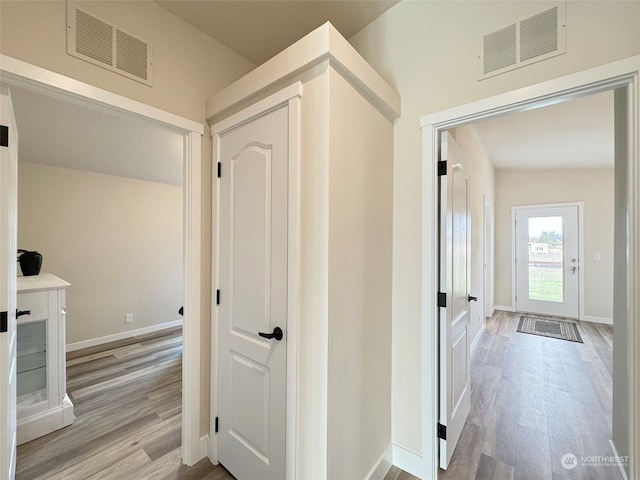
[468,296,478,302]
[258,327,283,341]
[16,309,31,318]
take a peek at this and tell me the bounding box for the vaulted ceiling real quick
[157,0,400,65]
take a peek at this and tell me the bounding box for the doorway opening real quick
[0,55,205,469]
[421,57,639,480]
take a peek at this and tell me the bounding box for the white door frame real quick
[210,82,301,480]
[511,202,584,318]
[483,196,493,318]
[0,54,206,466]
[421,55,640,479]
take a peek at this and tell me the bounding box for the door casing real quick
[211,82,302,480]
[0,54,206,466]
[421,55,640,479]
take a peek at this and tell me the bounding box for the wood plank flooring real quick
[404,311,619,480]
[16,327,235,480]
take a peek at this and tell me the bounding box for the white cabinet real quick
[16,273,73,445]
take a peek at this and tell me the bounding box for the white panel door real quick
[515,205,580,318]
[218,105,288,480]
[1,89,18,480]
[439,132,471,470]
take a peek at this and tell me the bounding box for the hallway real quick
[439,311,621,480]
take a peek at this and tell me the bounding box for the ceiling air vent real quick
[67,2,152,86]
[478,4,565,80]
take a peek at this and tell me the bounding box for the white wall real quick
[327,67,393,480]
[452,126,495,346]
[350,0,639,455]
[494,168,614,321]
[18,162,183,344]
[1,0,255,435]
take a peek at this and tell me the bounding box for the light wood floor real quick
[386,311,621,480]
[16,327,235,480]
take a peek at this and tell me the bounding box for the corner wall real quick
[349,0,639,456]
[327,67,393,480]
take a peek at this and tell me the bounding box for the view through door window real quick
[528,216,563,302]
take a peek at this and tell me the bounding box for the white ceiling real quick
[11,87,184,186]
[471,90,614,170]
[157,0,399,65]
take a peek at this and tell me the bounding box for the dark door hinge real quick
[217,162,221,178]
[438,423,447,440]
[438,292,447,308]
[438,160,447,176]
[215,416,219,433]
[0,311,7,333]
[0,125,8,147]
[216,289,220,305]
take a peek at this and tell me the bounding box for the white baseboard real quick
[494,305,516,312]
[609,439,629,480]
[198,435,209,463]
[365,444,393,480]
[580,315,613,325]
[17,394,74,445]
[470,324,486,353]
[66,319,183,352]
[392,444,423,479]
[182,434,209,466]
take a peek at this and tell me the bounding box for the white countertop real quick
[17,273,71,293]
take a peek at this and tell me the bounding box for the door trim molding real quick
[421,55,640,479]
[210,82,302,480]
[0,54,205,466]
[511,202,584,317]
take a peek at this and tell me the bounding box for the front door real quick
[217,105,288,480]
[438,132,472,469]
[514,205,580,318]
[1,88,18,480]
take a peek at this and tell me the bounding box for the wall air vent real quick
[67,2,152,86]
[478,4,565,80]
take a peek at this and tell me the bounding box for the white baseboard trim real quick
[183,434,209,466]
[365,444,393,480]
[392,444,423,479]
[494,305,516,312]
[580,315,613,325]
[609,439,629,480]
[470,324,486,353]
[66,319,183,352]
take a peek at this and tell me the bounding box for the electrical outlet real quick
[125,313,133,324]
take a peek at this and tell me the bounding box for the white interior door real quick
[515,205,580,318]
[217,105,288,480]
[1,88,18,480]
[438,132,471,469]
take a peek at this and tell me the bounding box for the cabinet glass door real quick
[17,321,47,408]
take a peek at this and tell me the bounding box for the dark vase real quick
[17,250,43,276]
